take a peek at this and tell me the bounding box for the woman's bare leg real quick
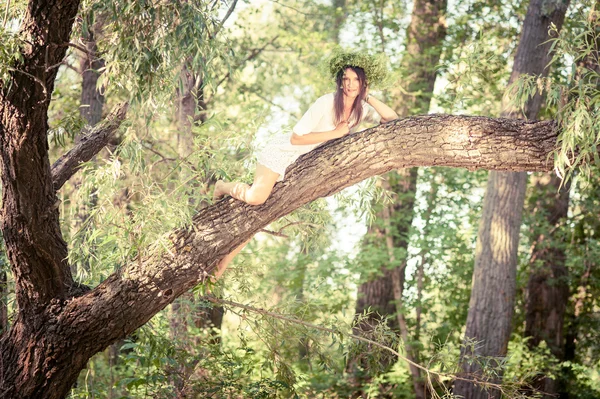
[213,164,280,205]
[213,238,252,280]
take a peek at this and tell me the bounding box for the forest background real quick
[0,0,599,398]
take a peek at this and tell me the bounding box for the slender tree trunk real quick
[350,0,446,396]
[455,171,527,398]
[79,15,105,127]
[0,270,7,334]
[454,1,569,397]
[524,174,570,397]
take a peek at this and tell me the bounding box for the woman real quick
[213,51,398,206]
[210,51,398,280]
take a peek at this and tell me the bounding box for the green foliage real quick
[84,0,228,109]
[0,28,25,90]
[437,32,512,115]
[506,1,600,182]
[325,47,392,89]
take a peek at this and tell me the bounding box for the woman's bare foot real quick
[213,180,226,202]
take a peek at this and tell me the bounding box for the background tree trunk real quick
[524,175,570,398]
[79,14,105,127]
[350,0,446,396]
[525,4,599,397]
[454,0,570,397]
[0,270,7,334]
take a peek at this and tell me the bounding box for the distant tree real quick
[524,2,599,397]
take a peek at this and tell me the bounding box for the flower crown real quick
[327,48,391,89]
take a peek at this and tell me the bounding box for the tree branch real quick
[51,103,128,191]
[60,114,558,361]
[212,0,238,38]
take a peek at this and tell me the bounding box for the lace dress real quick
[256,93,381,181]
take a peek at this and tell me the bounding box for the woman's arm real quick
[290,121,349,145]
[366,95,398,123]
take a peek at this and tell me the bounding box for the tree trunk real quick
[454,171,527,398]
[0,270,7,334]
[351,0,446,396]
[454,0,570,397]
[530,7,600,395]
[79,14,105,127]
[524,174,570,398]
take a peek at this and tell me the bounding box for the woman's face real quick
[342,68,362,99]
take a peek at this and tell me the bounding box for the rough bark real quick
[455,171,527,396]
[454,0,570,397]
[0,0,81,314]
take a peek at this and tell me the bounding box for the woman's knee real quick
[245,188,270,205]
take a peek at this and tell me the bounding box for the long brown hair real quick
[333,66,368,127]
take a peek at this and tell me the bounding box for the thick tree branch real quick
[63,114,557,352]
[0,0,81,313]
[51,103,128,191]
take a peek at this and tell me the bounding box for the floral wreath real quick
[326,48,391,89]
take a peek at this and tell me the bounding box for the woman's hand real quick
[334,121,350,137]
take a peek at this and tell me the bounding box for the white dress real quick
[256,93,381,181]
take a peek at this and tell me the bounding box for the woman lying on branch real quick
[213,50,398,206]
[211,50,398,280]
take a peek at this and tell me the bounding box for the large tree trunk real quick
[454,0,569,398]
[351,0,446,396]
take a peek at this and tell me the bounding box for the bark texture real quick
[454,0,569,397]
[0,0,80,314]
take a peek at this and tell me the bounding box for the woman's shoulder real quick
[314,92,335,105]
